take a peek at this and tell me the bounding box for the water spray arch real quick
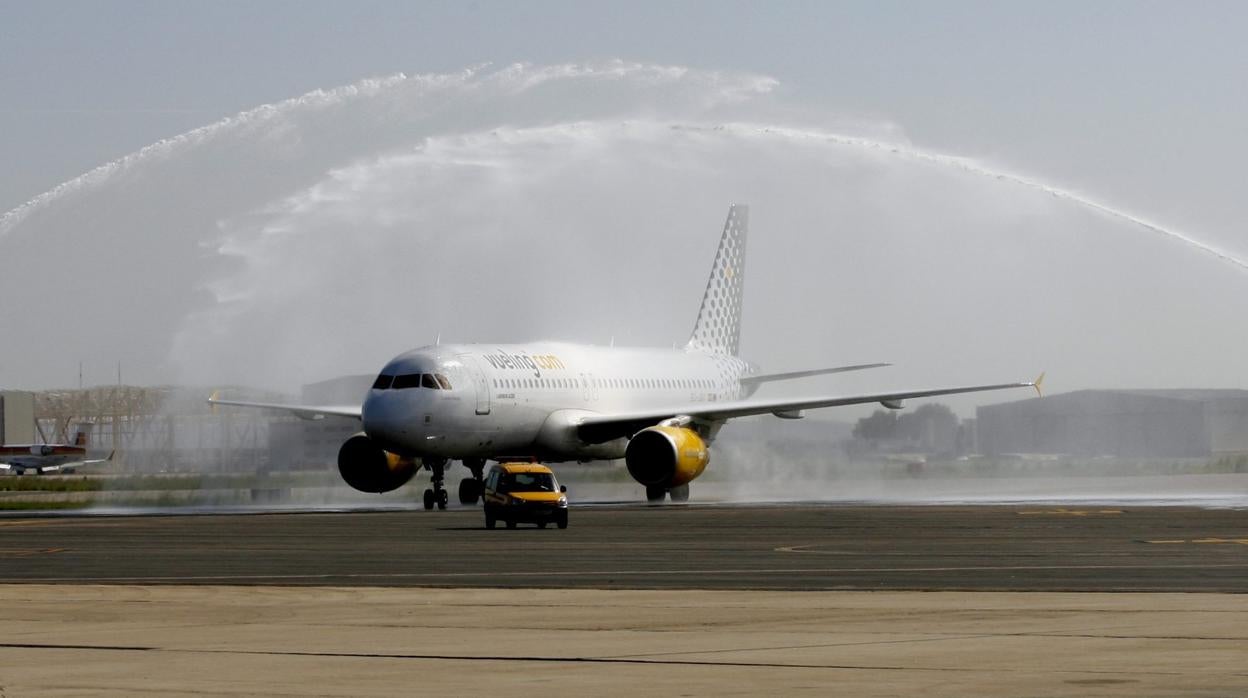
[0,62,1243,393]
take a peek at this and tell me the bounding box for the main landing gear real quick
[646,483,690,503]
[458,458,486,506]
[422,458,449,511]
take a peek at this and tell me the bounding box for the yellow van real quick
[482,463,568,529]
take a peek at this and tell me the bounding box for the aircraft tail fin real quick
[687,204,748,356]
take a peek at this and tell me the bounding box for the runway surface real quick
[3,503,1246,591]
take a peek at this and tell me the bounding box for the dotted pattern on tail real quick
[687,205,748,357]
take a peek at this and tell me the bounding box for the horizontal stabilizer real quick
[739,363,891,386]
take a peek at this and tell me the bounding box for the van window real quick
[499,471,556,493]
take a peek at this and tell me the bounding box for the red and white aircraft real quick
[0,425,113,475]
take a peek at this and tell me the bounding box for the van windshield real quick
[499,472,556,493]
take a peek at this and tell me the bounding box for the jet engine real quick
[30,445,54,456]
[337,433,418,494]
[624,426,710,488]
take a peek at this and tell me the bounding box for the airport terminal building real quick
[976,389,1248,458]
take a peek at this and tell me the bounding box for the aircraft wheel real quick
[436,489,449,510]
[458,478,480,505]
[645,485,666,503]
[669,484,689,503]
[422,489,435,510]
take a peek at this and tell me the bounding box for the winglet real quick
[1032,372,1046,397]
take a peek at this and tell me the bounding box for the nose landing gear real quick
[422,458,449,510]
[421,458,488,509]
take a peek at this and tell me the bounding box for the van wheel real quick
[505,520,517,529]
[556,511,568,529]
[537,521,548,529]
[485,514,496,529]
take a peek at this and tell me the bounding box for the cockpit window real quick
[499,472,556,493]
[372,374,394,390]
[391,372,449,390]
[393,373,423,390]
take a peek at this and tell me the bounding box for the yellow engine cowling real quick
[624,426,709,488]
[337,433,418,493]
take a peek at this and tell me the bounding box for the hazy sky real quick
[2,1,1247,411]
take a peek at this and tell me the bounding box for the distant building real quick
[267,375,372,470]
[0,391,36,444]
[976,390,1248,458]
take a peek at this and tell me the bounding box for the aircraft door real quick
[579,372,599,403]
[458,354,491,415]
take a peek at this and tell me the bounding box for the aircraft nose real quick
[362,393,402,442]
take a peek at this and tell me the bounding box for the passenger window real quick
[393,374,422,389]
[372,374,394,390]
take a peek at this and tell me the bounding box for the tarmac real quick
[2,503,1246,591]
[2,503,1247,695]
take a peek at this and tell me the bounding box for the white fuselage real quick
[362,342,754,462]
[0,445,87,472]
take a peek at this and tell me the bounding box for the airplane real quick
[210,205,1042,507]
[0,424,114,475]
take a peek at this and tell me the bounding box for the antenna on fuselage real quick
[435,332,441,346]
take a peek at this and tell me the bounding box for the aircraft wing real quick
[0,450,115,473]
[36,450,116,473]
[577,375,1043,443]
[207,395,363,421]
[739,362,891,387]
